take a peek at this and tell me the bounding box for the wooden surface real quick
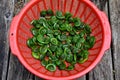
[0,0,119,80]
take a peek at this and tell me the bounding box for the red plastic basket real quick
[9,0,111,80]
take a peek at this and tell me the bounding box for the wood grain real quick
[7,56,34,80]
[0,0,117,80]
[109,0,120,80]
[0,0,14,80]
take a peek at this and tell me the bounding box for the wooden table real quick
[0,0,119,80]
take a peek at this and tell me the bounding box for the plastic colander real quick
[9,0,111,80]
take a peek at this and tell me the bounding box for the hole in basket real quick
[11,33,14,36]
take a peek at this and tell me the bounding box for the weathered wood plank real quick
[88,0,114,80]
[7,0,34,80]
[5,0,115,80]
[109,0,120,80]
[91,0,107,10]
[7,56,34,80]
[35,77,43,80]
[0,0,14,80]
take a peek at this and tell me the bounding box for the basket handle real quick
[9,15,20,57]
[100,12,111,51]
